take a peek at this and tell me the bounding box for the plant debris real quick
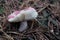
[0,0,60,40]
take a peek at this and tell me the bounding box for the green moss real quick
[0,6,4,14]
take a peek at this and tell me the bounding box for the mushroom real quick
[7,7,38,32]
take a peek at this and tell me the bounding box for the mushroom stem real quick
[18,21,28,32]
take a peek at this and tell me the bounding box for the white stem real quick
[19,21,28,32]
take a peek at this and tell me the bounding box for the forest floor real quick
[0,0,60,40]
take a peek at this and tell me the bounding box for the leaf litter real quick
[0,0,60,40]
